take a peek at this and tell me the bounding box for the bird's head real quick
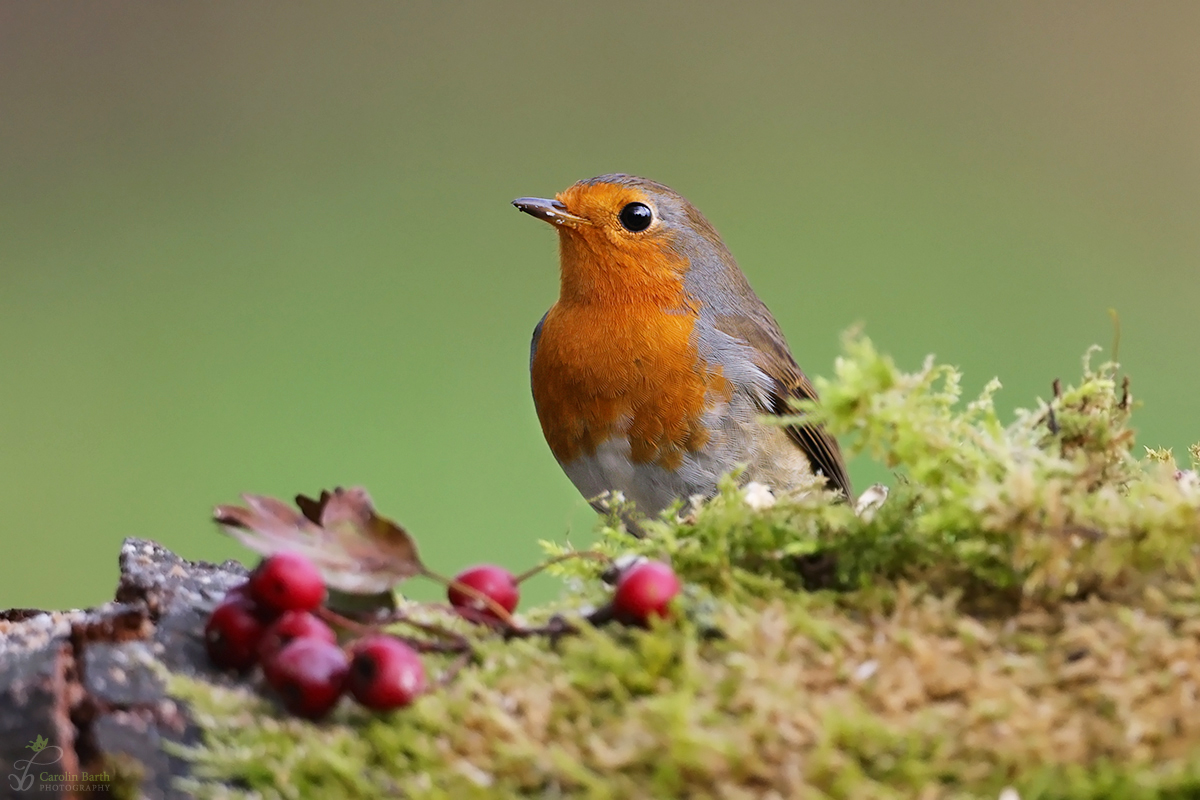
[514,174,735,306]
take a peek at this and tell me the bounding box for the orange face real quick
[515,179,692,306]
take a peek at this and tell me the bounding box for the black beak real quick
[512,197,590,228]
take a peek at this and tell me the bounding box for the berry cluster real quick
[205,552,425,718]
[205,550,682,720]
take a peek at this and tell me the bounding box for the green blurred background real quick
[2,2,1197,610]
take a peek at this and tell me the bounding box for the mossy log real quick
[2,335,1198,799]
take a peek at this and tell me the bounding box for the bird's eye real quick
[618,202,653,232]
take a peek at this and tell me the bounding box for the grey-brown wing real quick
[767,368,853,501]
[714,312,853,501]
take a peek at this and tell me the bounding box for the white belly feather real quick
[558,392,816,528]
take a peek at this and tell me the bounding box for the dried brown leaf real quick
[214,487,425,594]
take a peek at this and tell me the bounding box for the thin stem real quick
[317,605,474,655]
[514,550,611,584]
[385,611,474,653]
[434,651,473,688]
[316,606,376,637]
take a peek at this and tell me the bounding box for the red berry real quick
[258,610,337,670]
[447,564,519,621]
[612,561,681,623]
[205,595,268,671]
[347,635,427,711]
[263,638,348,720]
[248,552,326,614]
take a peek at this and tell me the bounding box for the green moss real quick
[105,753,152,800]
[171,333,1200,798]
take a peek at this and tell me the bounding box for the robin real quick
[513,174,851,531]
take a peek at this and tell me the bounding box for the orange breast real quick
[531,299,730,470]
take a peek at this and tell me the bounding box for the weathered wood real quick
[0,538,246,799]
